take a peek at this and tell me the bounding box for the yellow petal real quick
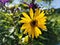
[24,29,28,34]
[20,17,31,23]
[22,12,30,19]
[24,25,30,34]
[23,24,32,35]
[21,17,31,21]
[41,16,47,22]
[32,30,34,38]
[34,8,41,18]
[30,27,35,38]
[38,24,47,30]
[29,8,33,19]
[20,18,31,23]
[35,27,42,38]
[37,16,47,25]
[27,26,32,36]
[20,20,28,23]
[21,24,27,30]
[38,20,46,25]
[36,11,45,19]
[28,29,31,36]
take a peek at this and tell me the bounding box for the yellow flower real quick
[22,35,28,43]
[20,8,47,38]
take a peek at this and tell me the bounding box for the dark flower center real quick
[30,20,37,27]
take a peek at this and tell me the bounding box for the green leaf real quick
[39,36,47,40]
[36,0,42,2]
[24,0,28,2]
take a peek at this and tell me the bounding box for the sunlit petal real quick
[29,8,33,19]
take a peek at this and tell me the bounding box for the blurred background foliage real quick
[0,0,60,45]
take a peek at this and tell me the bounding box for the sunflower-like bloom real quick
[20,8,47,38]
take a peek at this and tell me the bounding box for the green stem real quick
[28,36,33,45]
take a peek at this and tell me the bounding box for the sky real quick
[51,0,60,8]
[12,0,60,9]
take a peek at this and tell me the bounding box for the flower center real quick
[30,20,37,27]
